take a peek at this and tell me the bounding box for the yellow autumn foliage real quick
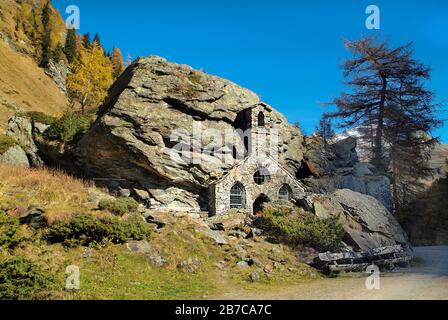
[67,42,114,113]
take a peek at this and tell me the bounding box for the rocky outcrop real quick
[6,116,44,166]
[305,189,408,251]
[75,56,305,210]
[45,59,69,95]
[303,136,393,211]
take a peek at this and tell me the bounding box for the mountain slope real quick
[0,40,67,131]
[0,0,66,59]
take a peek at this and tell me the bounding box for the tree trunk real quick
[373,75,387,169]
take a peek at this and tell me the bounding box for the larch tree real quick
[111,47,125,78]
[93,33,101,46]
[315,114,335,146]
[75,34,84,53]
[67,42,114,114]
[82,32,91,49]
[328,36,442,211]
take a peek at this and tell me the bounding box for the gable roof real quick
[211,152,306,193]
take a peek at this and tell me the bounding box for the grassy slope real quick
[0,0,68,131]
[1,164,317,299]
[0,41,67,131]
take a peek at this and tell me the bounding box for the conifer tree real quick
[315,114,334,146]
[82,32,91,49]
[64,28,77,63]
[51,43,65,62]
[111,47,125,78]
[328,36,442,210]
[93,33,101,46]
[329,37,440,171]
[40,1,52,67]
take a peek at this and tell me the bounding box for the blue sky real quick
[54,0,448,142]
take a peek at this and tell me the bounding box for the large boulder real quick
[0,145,29,167]
[75,56,305,210]
[306,189,408,251]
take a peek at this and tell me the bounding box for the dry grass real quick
[0,164,107,224]
[0,40,67,130]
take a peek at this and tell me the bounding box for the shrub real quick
[44,110,96,143]
[0,134,17,154]
[17,111,56,125]
[256,207,345,252]
[44,214,151,247]
[98,197,139,216]
[0,211,25,249]
[0,257,55,300]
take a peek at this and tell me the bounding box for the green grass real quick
[0,256,55,300]
[2,208,319,300]
[256,206,345,252]
[98,197,139,216]
[0,134,17,154]
[62,246,215,300]
[0,211,26,250]
[16,111,57,125]
[44,214,151,248]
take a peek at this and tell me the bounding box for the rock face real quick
[45,59,69,95]
[306,189,408,251]
[75,56,305,210]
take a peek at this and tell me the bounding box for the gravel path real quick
[212,246,448,300]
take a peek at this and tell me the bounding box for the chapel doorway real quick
[253,194,270,215]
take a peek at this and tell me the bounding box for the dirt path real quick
[211,246,448,300]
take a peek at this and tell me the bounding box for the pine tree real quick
[111,47,125,78]
[67,42,114,113]
[64,27,77,63]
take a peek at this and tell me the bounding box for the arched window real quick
[278,184,292,201]
[253,167,270,185]
[230,183,246,209]
[257,111,265,127]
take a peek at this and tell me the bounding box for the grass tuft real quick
[0,134,17,154]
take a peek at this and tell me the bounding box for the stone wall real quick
[210,155,306,215]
